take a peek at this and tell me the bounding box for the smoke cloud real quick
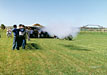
[43,22,80,39]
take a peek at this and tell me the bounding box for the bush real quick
[0,24,6,30]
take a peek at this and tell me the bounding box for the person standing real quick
[19,24,26,49]
[26,27,31,41]
[18,24,23,47]
[40,31,44,38]
[6,28,12,38]
[12,25,19,50]
[30,28,34,38]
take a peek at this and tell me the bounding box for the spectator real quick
[12,25,19,50]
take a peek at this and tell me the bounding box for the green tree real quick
[0,24,6,30]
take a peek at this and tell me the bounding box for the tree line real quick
[0,24,6,30]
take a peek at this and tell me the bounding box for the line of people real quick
[12,24,26,50]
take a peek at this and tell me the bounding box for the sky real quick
[0,0,107,27]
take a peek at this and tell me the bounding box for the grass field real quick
[0,30,107,75]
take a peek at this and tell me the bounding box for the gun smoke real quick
[43,23,80,39]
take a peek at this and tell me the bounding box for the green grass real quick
[0,30,107,75]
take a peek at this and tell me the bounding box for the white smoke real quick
[43,22,80,39]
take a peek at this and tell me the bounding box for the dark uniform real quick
[12,28,19,50]
[19,28,26,49]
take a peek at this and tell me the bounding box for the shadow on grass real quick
[60,44,91,51]
[26,43,42,50]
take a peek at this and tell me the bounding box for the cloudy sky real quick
[0,0,107,27]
